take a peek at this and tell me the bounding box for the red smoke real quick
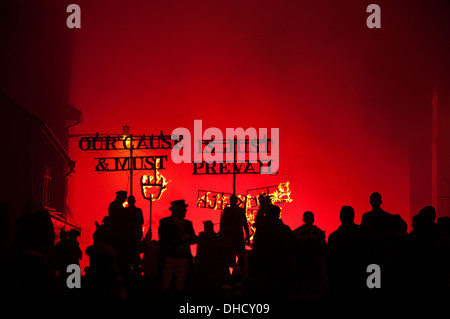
[67,0,448,272]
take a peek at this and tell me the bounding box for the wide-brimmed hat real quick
[169,199,188,211]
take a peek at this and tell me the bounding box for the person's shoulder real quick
[312,225,325,236]
[159,216,172,224]
[293,226,306,237]
[361,211,373,221]
[282,223,292,232]
[381,209,391,216]
[108,201,118,208]
[328,229,338,239]
[293,225,304,233]
[327,231,338,244]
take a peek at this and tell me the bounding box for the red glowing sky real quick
[67,0,449,267]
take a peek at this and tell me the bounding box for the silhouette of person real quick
[108,190,127,221]
[55,229,82,284]
[292,211,326,298]
[103,191,127,265]
[83,243,127,299]
[326,206,364,298]
[360,192,392,264]
[382,214,413,298]
[14,198,56,298]
[254,194,270,232]
[15,198,55,254]
[195,220,220,298]
[196,221,219,277]
[410,206,440,298]
[218,194,250,274]
[249,194,273,280]
[158,200,197,297]
[436,217,450,297]
[252,204,295,298]
[417,205,438,240]
[141,230,160,298]
[360,192,392,242]
[93,216,114,246]
[124,195,144,275]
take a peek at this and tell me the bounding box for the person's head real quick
[266,205,281,220]
[230,194,238,207]
[127,196,136,206]
[303,211,314,226]
[115,191,127,203]
[369,192,382,209]
[419,205,436,225]
[258,194,269,207]
[60,229,68,241]
[339,206,355,225]
[169,200,188,219]
[86,243,117,279]
[203,220,214,233]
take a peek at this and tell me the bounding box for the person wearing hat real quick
[108,190,127,221]
[124,195,144,275]
[158,199,197,296]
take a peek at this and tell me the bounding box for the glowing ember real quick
[122,135,132,149]
[196,183,292,244]
[141,169,169,201]
[268,182,292,204]
[245,182,292,242]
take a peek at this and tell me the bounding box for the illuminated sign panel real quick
[196,182,292,212]
[141,170,169,201]
[94,155,168,172]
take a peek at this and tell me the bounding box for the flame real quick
[141,168,169,201]
[122,135,132,148]
[195,182,292,244]
[245,182,292,242]
[197,191,227,210]
[269,182,292,204]
[197,191,211,207]
[197,182,292,213]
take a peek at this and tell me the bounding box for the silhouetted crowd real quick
[1,191,450,300]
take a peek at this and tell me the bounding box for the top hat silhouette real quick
[169,200,188,211]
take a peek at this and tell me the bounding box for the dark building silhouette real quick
[0,2,81,243]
